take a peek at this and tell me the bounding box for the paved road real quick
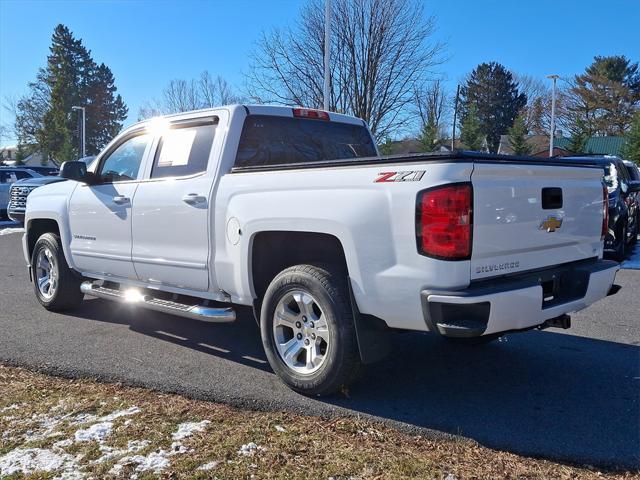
[0,228,638,470]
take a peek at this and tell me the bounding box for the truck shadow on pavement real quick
[66,298,639,470]
[68,299,271,373]
[339,330,640,470]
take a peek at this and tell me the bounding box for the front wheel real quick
[260,264,361,396]
[32,233,84,311]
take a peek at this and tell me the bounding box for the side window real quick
[98,134,151,183]
[616,161,629,192]
[151,122,216,179]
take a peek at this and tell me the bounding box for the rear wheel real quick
[260,264,360,396]
[613,223,627,262]
[32,233,84,311]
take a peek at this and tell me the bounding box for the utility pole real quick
[547,74,559,157]
[71,106,86,158]
[451,84,460,151]
[323,0,331,111]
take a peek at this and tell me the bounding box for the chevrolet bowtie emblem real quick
[540,216,563,232]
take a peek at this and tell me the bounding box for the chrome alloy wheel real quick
[273,290,330,375]
[35,247,58,300]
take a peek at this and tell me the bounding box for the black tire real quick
[442,333,503,346]
[32,232,84,311]
[613,223,627,262]
[260,264,361,396]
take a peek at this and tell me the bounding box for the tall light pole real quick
[71,106,86,158]
[323,0,331,111]
[547,74,559,157]
[451,84,460,151]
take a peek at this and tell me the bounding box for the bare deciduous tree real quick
[245,0,445,141]
[138,71,241,120]
[413,80,448,133]
[513,73,571,137]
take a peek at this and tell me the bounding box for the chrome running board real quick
[80,281,235,323]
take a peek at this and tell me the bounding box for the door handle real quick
[182,193,207,205]
[112,195,130,205]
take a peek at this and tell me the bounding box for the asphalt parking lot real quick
[0,223,638,470]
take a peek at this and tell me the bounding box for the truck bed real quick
[230,150,601,173]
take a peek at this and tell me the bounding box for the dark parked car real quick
[7,157,94,223]
[562,156,640,261]
[23,165,59,176]
[1,167,43,219]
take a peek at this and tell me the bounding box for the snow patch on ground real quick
[198,460,220,470]
[111,450,171,475]
[0,448,78,477]
[74,422,113,442]
[237,442,267,456]
[99,406,141,422]
[274,425,286,432]
[72,406,141,443]
[92,440,151,465]
[0,403,22,413]
[171,420,210,440]
[53,439,73,449]
[170,441,189,455]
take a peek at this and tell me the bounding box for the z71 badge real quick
[374,171,425,183]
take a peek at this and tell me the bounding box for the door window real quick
[98,134,151,183]
[151,122,217,179]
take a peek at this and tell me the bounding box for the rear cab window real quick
[234,114,377,168]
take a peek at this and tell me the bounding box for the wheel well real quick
[27,219,60,261]
[250,231,348,301]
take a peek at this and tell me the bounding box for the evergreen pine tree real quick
[418,116,439,152]
[507,114,532,155]
[568,118,589,154]
[15,24,128,162]
[568,56,640,135]
[460,105,483,151]
[460,62,527,153]
[621,111,640,165]
[38,25,94,161]
[86,63,128,154]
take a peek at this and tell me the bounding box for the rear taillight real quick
[601,183,609,241]
[292,108,330,121]
[416,183,473,260]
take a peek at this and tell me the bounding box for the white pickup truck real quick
[22,105,620,395]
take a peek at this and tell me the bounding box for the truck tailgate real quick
[471,163,604,280]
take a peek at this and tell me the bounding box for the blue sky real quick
[1,0,639,145]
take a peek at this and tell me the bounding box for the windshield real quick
[235,115,377,168]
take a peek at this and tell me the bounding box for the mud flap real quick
[348,280,392,364]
